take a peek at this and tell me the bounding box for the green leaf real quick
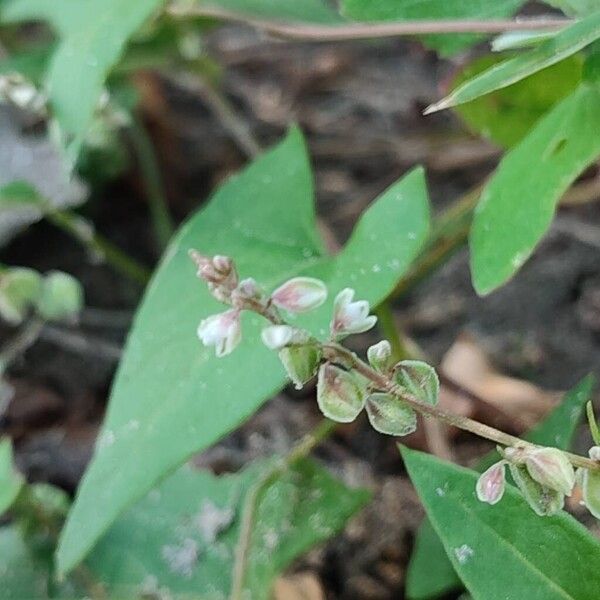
[0,438,23,516]
[453,54,583,149]
[401,444,600,600]
[0,44,53,84]
[88,458,368,598]
[542,0,600,16]
[1,0,165,163]
[470,82,600,295]
[394,360,439,405]
[426,11,600,113]
[57,128,430,574]
[202,0,343,23]
[406,375,595,599]
[0,525,54,598]
[1,459,367,598]
[341,0,525,56]
[365,392,417,436]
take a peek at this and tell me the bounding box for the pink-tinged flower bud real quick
[271,277,327,314]
[189,249,211,273]
[476,461,506,505]
[331,288,377,337]
[367,340,393,373]
[237,278,261,299]
[524,448,575,496]
[197,309,241,357]
[261,325,294,350]
[212,255,233,275]
[189,250,238,290]
[317,363,366,423]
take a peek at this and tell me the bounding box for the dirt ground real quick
[2,25,600,599]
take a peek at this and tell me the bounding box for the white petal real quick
[346,314,377,335]
[333,288,354,314]
[261,325,294,350]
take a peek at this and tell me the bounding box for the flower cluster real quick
[476,446,576,516]
[192,250,328,358]
[192,252,439,437]
[190,252,600,522]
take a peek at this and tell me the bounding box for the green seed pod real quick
[317,363,365,423]
[365,392,417,436]
[0,267,42,325]
[581,468,600,520]
[394,360,439,406]
[36,271,83,322]
[509,463,564,516]
[524,448,575,496]
[279,345,321,390]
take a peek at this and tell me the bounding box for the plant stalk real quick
[168,6,572,41]
[45,210,151,286]
[130,116,175,250]
[230,418,336,599]
[322,342,600,472]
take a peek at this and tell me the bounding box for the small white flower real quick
[261,325,294,350]
[331,288,377,336]
[261,325,310,350]
[271,277,327,313]
[197,309,241,357]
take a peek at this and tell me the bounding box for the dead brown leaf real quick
[439,333,559,434]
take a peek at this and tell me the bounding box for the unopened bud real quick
[271,277,327,314]
[365,392,416,436]
[189,250,238,292]
[0,268,42,325]
[524,448,575,496]
[279,345,321,390]
[476,461,506,505]
[509,463,564,516]
[261,325,294,350]
[367,340,393,373]
[212,255,233,275]
[237,278,261,299]
[317,363,365,423]
[36,271,83,322]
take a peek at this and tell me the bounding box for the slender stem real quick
[129,116,175,250]
[45,209,151,286]
[322,342,600,472]
[0,317,44,374]
[168,6,572,41]
[230,419,336,599]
